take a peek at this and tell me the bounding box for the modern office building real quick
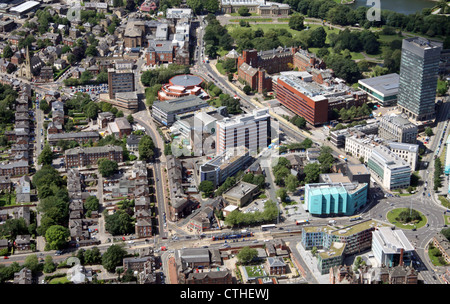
[275,73,366,126]
[215,108,271,156]
[151,95,209,126]
[387,142,419,171]
[108,61,135,99]
[367,146,411,190]
[198,146,251,188]
[371,227,415,268]
[275,74,328,126]
[301,219,387,274]
[304,181,369,217]
[358,73,399,107]
[378,115,418,144]
[397,37,442,121]
[345,132,419,170]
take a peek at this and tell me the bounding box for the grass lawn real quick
[208,98,222,108]
[386,208,427,230]
[244,265,266,278]
[229,18,273,23]
[438,196,450,209]
[49,276,71,284]
[216,62,226,75]
[229,12,260,17]
[0,194,16,207]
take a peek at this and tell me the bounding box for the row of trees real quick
[229,25,304,53]
[224,200,279,226]
[328,29,380,55]
[289,0,450,38]
[333,103,373,122]
[0,243,131,283]
[203,15,234,59]
[141,64,190,87]
[32,165,71,250]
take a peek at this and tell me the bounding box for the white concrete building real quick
[367,146,411,190]
[215,108,271,156]
[371,227,415,268]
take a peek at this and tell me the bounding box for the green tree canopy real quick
[138,134,155,161]
[38,144,54,166]
[45,225,70,250]
[98,158,119,177]
[237,246,258,264]
[102,244,127,273]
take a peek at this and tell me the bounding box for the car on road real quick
[3,256,8,259]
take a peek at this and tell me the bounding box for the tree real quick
[126,114,134,124]
[102,244,127,273]
[237,246,258,264]
[425,127,434,137]
[243,85,251,95]
[288,14,305,31]
[2,44,13,59]
[138,135,155,161]
[204,0,219,13]
[186,0,203,14]
[38,144,54,166]
[276,188,288,202]
[104,210,134,235]
[24,254,40,275]
[45,225,70,250]
[286,174,299,193]
[39,99,50,113]
[98,158,119,177]
[0,218,28,240]
[84,102,99,120]
[43,255,56,273]
[308,27,327,48]
[84,247,102,265]
[84,196,99,213]
[304,163,321,184]
[199,180,215,197]
[237,6,250,16]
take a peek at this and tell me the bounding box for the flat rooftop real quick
[346,163,370,176]
[224,181,258,199]
[152,95,208,113]
[358,73,399,96]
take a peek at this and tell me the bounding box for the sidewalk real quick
[295,242,330,284]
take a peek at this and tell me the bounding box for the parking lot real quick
[70,83,108,99]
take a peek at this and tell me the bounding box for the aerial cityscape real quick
[0,0,449,290]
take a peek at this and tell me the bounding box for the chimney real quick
[399,248,404,266]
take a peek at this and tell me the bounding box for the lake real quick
[350,0,437,15]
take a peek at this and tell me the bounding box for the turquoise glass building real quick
[305,182,368,216]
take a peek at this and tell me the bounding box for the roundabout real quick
[386,208,428,230]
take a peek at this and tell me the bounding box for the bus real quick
[349,215,362,222]
[338,155,348,162]
[295,220,309,225]
[261,224,276,231]
[211,231,253,241]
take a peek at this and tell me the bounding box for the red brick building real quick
[238,63,272,93]
[275,75,328,126]
[237,47,298,75]
[293,49,326,72]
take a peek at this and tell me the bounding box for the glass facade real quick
[397,38,442,121]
